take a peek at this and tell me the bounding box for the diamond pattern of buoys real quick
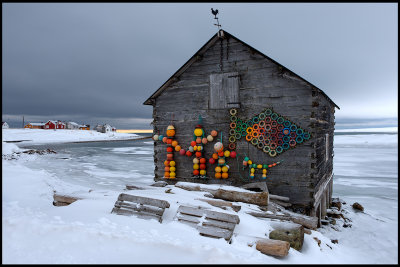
[229,108,311,157]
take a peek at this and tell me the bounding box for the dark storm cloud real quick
[2,3,398,128]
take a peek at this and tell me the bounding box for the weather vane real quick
[211,8,221,31]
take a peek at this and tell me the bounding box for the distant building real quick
[66,122,80,130]
[103,124,112,133]
[94,124,114,133]
[94,124,103,132]
[2,122,9,129]
[44,120,65,129]
[24,122,45,129]
[79,124,90,130]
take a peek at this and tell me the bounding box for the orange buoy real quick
[221,173,229,179]
[211,130,218,137]
[166,125,175,137]
[171,140,178,147]
[215,172,222,179]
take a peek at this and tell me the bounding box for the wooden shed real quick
[143,30,339,219]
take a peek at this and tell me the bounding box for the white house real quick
[2,122,9,129]
[103,124,112,133]
[66,122,80,130]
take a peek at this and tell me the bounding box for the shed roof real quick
[143,29,339,109]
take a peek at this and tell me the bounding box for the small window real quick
[209,72,240,109]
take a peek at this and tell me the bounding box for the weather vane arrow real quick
[211,8,221,30]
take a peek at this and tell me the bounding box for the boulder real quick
[269,221,304,251]
[255,239,290,257]
[352,202,364,212]
[53,193,81,206]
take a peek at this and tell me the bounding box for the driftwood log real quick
[175,182,269,206]
[269,195,290,202]
[247,210,318,230]
[197,198,241,212]
[255,238,290,257]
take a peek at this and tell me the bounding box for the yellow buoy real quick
[215,166,222,173]
[222,166,228,173]
[169,161,176,167]
[224,150,230,158]
[194,128,203,137]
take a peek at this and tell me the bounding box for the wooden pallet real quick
[111,193,170,223]
[175,205,240,241]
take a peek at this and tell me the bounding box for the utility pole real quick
[22,116,24,128]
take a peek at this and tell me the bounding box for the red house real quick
[44,120,66,129]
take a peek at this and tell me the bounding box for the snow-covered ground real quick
[2,128,140,144]
[2,128,398,264]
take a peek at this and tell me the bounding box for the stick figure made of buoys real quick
[191,124,207,178]
[242,156,282,179]
[162,125,177,179]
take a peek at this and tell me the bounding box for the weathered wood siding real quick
[151,36,334,210]
[309,88,335,216]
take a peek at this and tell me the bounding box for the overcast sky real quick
[2,3,398,129]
